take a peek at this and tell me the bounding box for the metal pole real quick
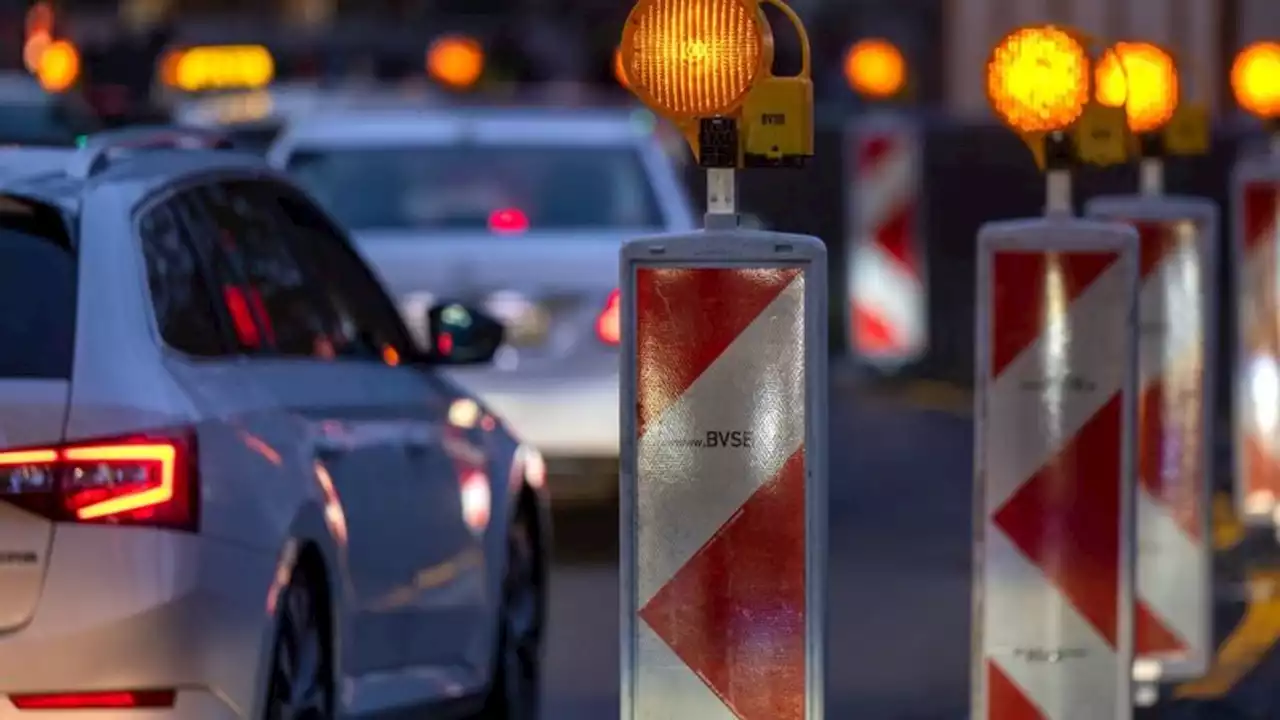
[707,167,738,217]
[1139,157,1165,196]
[1046,169,1073,215]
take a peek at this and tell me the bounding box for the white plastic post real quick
[973,217,1140,720]
[619,231,827,720]
[1086,195,1219,685]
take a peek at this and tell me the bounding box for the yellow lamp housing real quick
[986,25,1091,136]
[740,0,813,166]
[1232,41,1280,120]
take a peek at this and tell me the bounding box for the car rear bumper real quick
[468,377,620,459]
[0,525,278,719]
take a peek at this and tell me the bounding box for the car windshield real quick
[285,145,666,233]
[0,100,98,147]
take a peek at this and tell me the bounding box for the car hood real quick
[350,229,651,298]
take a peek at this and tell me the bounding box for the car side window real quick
[138,200,230,357]
[264,183,417,357]
[199,180,365,359]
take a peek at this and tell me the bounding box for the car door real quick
[181,179,414,677]
[268,186,490,675]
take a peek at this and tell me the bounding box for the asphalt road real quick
[540,383,975,718]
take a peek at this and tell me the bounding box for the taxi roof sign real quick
[986,25,1091,135]
[1231,41,1280,120]
[162,45,274,93]
[619,0,772,123]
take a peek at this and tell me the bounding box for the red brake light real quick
[488,207,529,235]
[596,289,620,346]
[10,690,176,710]
[0,432,196,531]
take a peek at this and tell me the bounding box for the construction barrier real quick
[619,231,827,720]
[973,218,1140,720]
[1087,196,1219,683]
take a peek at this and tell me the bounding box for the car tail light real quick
[10,689,176,710]
[488,207,529,235]
[596,289,621,346]
[0,431,197,531]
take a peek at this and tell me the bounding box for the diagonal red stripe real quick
[635,268,799,437]
[1139,381,1204,540]
[857,134,893,170]
[990,250,1118,378]
[853,306,903,353]
[993,395,1124,647]
[875,203,917,270]
[1243,181,1278,252]
[639,448,806,720]
[1135,220,1178,280]
[987,661,1047,719]
[1136,599,1189,655]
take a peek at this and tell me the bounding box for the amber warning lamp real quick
[618,0,813,217]
[986,25,1106,214]
[1232,41,1280,153]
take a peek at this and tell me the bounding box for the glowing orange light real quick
[1095,42,1177,133]
[1232,41,1280,119]
[36,40,79,93]
[619,0,771,122]
[844,39,906,99]
[986,25,1090,134]
[427,35,485,89]
[614,47,628,87]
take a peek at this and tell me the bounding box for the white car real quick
[268,105,698,501]
[0,129,549,719]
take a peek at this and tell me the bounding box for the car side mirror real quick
[424,302,504,365]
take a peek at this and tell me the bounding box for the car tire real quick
[264,565,335,720]
[476,509,545,719]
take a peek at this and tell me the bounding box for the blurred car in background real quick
[173,83,445,154]
[270,105,697,502]
[0,128,548,718]
[0,73,99,146]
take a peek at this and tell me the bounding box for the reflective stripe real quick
[976,243,1136,720]
[633,267,808,720]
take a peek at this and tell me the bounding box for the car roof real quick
[278,105,658,148]
[0,141,275,212]
[0,73,54,105]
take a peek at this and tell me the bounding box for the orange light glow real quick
[1232,41,1280,119]
[614,47,628,87]
[987,25,1090,134]
[382,345,401,366]
[619,0,770,121]
[844,39,906,99]
[36,39,79,93]
[1095,42,1177,133]
[427,35,485,89]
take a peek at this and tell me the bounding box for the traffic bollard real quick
[973,217,1140,720]
[1232,152,1280,528]
[845,112,927,369]
[1086,196,1218,684]
[619,230,827,720]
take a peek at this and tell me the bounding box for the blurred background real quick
[5,0,1280,716]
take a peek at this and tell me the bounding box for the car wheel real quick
[265,567,334,720]
[477,510,545,719]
